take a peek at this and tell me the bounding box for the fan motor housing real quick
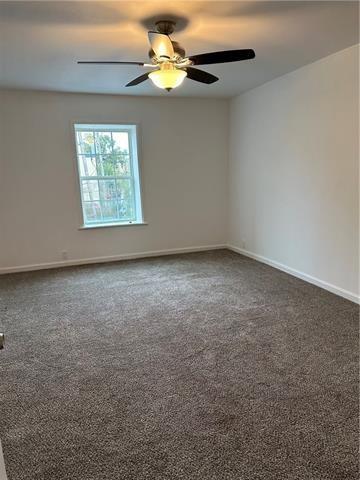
[149,41,185,63]
[148,19,186,63]
[155,20,175,35]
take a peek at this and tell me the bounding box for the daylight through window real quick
[74,124,143,227]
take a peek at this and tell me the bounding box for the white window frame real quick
[74,124,145,229]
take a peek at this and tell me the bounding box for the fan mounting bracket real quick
[155,20,176,35]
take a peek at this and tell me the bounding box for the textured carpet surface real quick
[0,250,358,480]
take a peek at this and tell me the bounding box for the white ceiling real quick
[0,1,358,98]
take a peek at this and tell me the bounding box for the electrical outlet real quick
[61,250,68,260]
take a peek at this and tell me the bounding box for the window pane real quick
[81,180,99,201]
[100,200,118,221]
[96,155,116,176]
[114,155,131,176]
[116,179,135,219]
[78,155,97,176]
[112,132,130,175]
[94,131,113,155]
[112,132,129,154]
[99,179,116,201]
[77,132,95,155]
[84,201,102,223]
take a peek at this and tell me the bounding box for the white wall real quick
[229,45,359,299]
[0,91,229,269]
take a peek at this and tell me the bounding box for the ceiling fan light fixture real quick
[78,25,255,91]
[149,64,187,91]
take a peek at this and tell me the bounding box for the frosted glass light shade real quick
[149,68,187,90]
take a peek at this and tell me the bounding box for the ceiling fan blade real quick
[185,67,219,84]
[148,31,174,59]
[78,61,145,65]
[125,72,150,87]
[189,49,255,66]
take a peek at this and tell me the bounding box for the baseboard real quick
[2,244,358,304]
[0,244,227,275]
[227,244,359,305]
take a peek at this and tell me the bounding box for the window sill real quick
[79,221,148,230]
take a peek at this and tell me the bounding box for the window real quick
[74,124,143,227]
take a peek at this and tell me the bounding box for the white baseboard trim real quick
[0,440,8,480]
[2,243,358,304]
[227,244,359,305]
[0,244,227,275]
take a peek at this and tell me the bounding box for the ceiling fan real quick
[78,20,255,92]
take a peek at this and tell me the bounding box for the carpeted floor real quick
[0,250,358,480]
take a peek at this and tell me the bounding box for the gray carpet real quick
[0,250,358,480]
